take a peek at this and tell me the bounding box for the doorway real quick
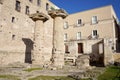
[78,43,83,53]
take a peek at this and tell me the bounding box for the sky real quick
[50,0,120,21]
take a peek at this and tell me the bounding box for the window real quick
[25,6,29,14]
[92,30,97,38]
[77,19,82,26]
[77,32,81,40]
[11,17,15,23]
[64,21,68,29]
[92,16,97,24]
[12,35,15,40]
[15,0,21,12]
[37,0,41,6]
[64,33,67,41]
[46,3,49,11]
[29,0,32,3]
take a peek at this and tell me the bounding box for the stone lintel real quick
[48,9,68,19]
[29,13,49,22]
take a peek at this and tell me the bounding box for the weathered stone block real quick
[76,55,90,69]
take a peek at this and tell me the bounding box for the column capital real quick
[29,13,49,22]
[48,9,68,19]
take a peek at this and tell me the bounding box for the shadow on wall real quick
[116,40,120,53]
[90,41,104,67]
[22,38,33,64]
[92,43,99,54]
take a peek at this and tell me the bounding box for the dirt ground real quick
[0,63,84,80]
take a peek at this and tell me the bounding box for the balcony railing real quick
[64,35,100,42]
[88,34,99,39]
[73,23,85,27]
[68,18,115,28]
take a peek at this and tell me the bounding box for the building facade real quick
[64,5,120,66]
[0,0,119,67]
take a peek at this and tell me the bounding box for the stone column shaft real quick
[34,20,44,50]
[54,17,64,52]
[48,9,68,68]
[30,13,49,65]
[32,20,44,64]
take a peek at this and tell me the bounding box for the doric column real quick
[29,13,49,65]
[48,9,68,68]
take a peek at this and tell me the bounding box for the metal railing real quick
[64,35,100,42]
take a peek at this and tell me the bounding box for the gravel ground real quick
[0,63,84,80]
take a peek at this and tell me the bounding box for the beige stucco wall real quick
[64,5,116,39]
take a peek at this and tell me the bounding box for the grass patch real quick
[98,66,120,80]
[23,68,43,72]
[28,75,92,80]
[0,75,20,80]
[65,61,70,65]
[81,78,93,80]
[28,75,75,80]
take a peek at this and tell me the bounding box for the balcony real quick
[64,35,100,42]
[73,23,85,28]
[88,34,99,39]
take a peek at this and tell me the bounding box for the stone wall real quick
[0,51,25,65]
[0,0,59,65]
[113,53,120,62]
[53,53,64,68]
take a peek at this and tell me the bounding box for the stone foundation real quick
[52,52,64,68]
